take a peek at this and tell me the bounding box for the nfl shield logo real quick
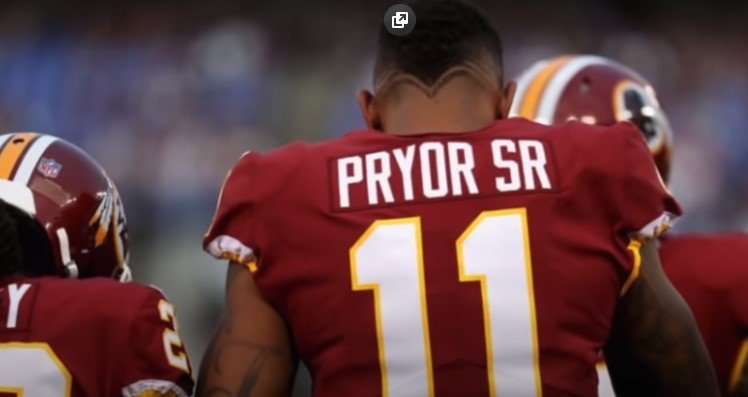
[37,158,62,178]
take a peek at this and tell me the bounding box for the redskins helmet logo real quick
[88,181,128,261]
[113,187,129,268]
[89,183,115,248]
[613,80,673,155]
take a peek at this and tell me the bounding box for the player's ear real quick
[497,81,517,120]
[357,89,382,131]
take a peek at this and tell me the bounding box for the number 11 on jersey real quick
[351,209,542,397]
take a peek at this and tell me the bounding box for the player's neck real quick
[379,78,499,136]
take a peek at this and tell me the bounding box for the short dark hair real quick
[374,0,504,87]
[0,199,56,278]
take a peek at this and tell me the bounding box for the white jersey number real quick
[351,209,542,397]
[0,343,72,396]
[158,300,190,373]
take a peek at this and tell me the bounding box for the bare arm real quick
[196,262,297,397]
[605,240,719,397]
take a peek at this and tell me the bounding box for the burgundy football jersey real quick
[660,233,748,396]
[0,276,194,396]
[205,118,680,397]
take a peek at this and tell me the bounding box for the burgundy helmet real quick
[0,133,131,281]
[510,55,674,182]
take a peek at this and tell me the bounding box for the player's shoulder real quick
[509,119,647,184]
[6,277,169,337]
[549,119,642,150]
[226,140,314,185]
[228,131,382,183]
[38,277,166,311]
[505,118,642,157]
[233,141,308,170]
[42,276,157,293]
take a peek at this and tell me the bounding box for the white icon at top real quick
[392,12,409,29]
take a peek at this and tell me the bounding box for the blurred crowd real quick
[0,0,746,380]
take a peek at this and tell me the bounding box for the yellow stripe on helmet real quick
[0,133,39,180]
[518,56,574,120]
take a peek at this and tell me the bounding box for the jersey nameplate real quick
[332,139,557,211]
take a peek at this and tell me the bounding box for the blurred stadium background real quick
[0,0,746,393]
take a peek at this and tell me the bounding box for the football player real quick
[198,1,717,396]
[511,55,747,396]
[0,133,194,396]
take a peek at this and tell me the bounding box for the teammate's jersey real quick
[205,118,680,397]
[0,276,194,397]
[660,233,748,396]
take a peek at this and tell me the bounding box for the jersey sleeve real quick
[117,288,194,397]
[203,151,261,268]
[605,123,682,240]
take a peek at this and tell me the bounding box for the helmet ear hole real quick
[55,228,79,279]
[65,263,79,279]
[580,76,592,94]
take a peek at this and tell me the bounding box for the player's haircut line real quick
[375,57,501,98]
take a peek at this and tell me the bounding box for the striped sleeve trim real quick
[206,235,256,267]
[633,211,678,240]
[121,379,189,397]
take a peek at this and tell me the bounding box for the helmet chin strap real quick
[117,264,132,283]
[56,228,79,279]
[56,227,132,282]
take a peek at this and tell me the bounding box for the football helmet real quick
[0,133,131,281]
[510,55,673,182]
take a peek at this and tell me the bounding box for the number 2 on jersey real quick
[159,300,191,373]
[351,208,542,397]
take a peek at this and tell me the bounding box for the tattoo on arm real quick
[199,315,285,397]
[197,265,290,397]
[203,387,232,397]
